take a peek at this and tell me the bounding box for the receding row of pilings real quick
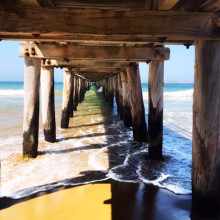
[96,62,163,158]
[23,58,90,158]
[98,40,220,217]
[20,41,220,217]
[98,63,148,142]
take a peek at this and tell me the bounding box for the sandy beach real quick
[0,85,218,220]
[0,181,193,220]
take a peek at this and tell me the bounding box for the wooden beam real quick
[0,6,220,41]
[36,0,55,7]
[53,0,146,9]
[153,0,179,10]
[199,0,220,12]
[42,59,130,69]
[171,0,220,12]
[19,43,170,61]
[78,67,118,73]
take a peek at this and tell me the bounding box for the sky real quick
[0,41,195,83]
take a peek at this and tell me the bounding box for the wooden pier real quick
[0,0,220,217]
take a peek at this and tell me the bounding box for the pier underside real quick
[0,0,220,218]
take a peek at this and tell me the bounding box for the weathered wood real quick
[50,0,147,9]
[78,77,83,103]
[73,75,78,111]
[43,60,130,69]
[19,43,170,61]
[112,75,120,113]
[148,60,164,160]
[104,78,109,102]
[200,0,220,12]
[153,0,179,10]
[121,71,132,127]
[108,77,114,107]
[127,63,148,142]
[23,58,41,158]
[1,6,220,41]
[69,72,74,117]
[41,66,56,143]
[61,70,73,128]
[172,0,220,12]
[192,40,220,217]
[118,73,124,119]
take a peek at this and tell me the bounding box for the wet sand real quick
[0,180,197,220]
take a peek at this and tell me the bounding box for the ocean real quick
[0,81,193,199]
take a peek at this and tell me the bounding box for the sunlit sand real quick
[0,184,111,220]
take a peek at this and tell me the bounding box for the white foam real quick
[0,89,24,97]
[143,89,193,101]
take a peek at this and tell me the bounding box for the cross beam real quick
[19,43,170,61]
[1,6,220,42]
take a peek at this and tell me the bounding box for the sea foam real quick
[0,89,24,97]
[143,89,193,101]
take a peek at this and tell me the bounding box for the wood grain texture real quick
[1,6,220,41]
[19,43,170,61]
[61,70,73,128]
[23,58,41,158]
[121,71,132,127]
[127,63,148,142]
[41,66,56,142]
[148,60,164,160]
[44,60,130,69]
[192,40,220,217]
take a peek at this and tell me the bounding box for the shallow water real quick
[0,82,193,198]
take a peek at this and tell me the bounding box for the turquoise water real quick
[0,81,194,92]
[142,82,194,92]
[0,81,194,197]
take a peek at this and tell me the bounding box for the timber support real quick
[121,71,132,127]
[41,65,56,142]
[127,63,148,142]
[148,60,164,160]
[192,40,220,217]
[23,58,41,158]
[61,69,73,128]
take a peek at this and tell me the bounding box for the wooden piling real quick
[73,75,78,111]
[113,75,120,112]
[23,58,41,158]
[192,40,220,217]
[127,63,148,142]
[69,73,74,117]
[121,71,132,127]
[148,60,164,160]
[61,70,73,128]
[41,65,56,143]
[108,77,114,107]
[78,77,82,103]
[118,73,124,119]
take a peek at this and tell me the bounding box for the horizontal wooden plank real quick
[78,67,118,73]
[0,6,220,41]
[19,43,170,61]
[53,0,146,9]
[171,0,220,12]
[154,0,179,10]
[43,59,130,68]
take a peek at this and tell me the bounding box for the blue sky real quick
[0,41,195,83]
